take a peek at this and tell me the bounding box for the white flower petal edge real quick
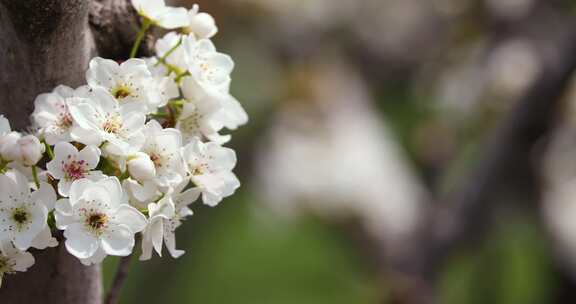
[55,177,147,263]
[140,184,200,261]
[86,57,166,113]
[184,4,218,39]
[31,85,81,145]
[69,87,146,157]
[0,170,56,251]
[131,0,188,29]
[46,142,102,197]
[182,138,239,207]
[0,239,34,287]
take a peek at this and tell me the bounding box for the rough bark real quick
[0,0,140,303]
[0,239,102,304]
[0,0,95,130]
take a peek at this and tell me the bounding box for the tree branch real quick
[89,0,152,60]
[105,253,135,304]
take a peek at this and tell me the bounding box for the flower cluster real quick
[0,0,246,285]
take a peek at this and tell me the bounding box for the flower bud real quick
[185,5,218,39]
[17,135,45,166]
[127,152,156,182]
[0,131,22,162]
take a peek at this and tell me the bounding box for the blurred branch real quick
[105,253,134,304]
[386,21,576,304]
[432,24,576,265]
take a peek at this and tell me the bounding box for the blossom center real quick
[150,153,163,168]
[56,109,73,130]
[102,115,122,134]
[86,213,108,233]
[12,208,29,225]
[111,84,132,100]
[63,159,87,181]
[191,163,209,176]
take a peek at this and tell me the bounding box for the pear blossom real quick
[182,138,239,206]
[86,57,168,112]
[125,181,161,208]
[123,178,161,209]
[0,240,34,287]
[31,85,89,145]
[139,121,186,188]
[154,32,191,74]
[183,4,218,39]
[177,76,248,144]
[46,142,103,197]
[69,87,146,157]
[127,152,156,182]
[0,0,246,274]
[183,37,234,91]
[143,57,179,107]
[55,177,147,264]
[0,170,57,250]
[0,133,45,166]
[131,0,188,30]
[140,184,199,260]
[14,135,45,166]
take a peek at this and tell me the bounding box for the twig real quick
[104,253,135,304]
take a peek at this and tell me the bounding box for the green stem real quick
[155,37,183,67]
[174,71,190,83]
[31,166,40,188]
[129,18,152,58]
[44,142,54,160]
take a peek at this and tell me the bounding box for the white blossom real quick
[143,57,179,108]
[183,37,234,92]
[122,178,161,210]
[15,135,45,166]
[0,170,57,251]
[0,240,34,287]
[127,152,156,182]
[31,85,88,145]
[182,138,239,206]
[69,87,146,157]
[140,183,199,260]
[177,76,247,144]
[86,57,167,113]
[140,121,186,188]
[183,4,218,39]
[46,142,103,197]
[154,32,191,73]
[55,177,147,265]
[131,0,188,30]
[0,133,45,166]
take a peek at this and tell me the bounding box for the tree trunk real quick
[0,0,140,302]
[0,242,102,304]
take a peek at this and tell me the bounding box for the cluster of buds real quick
[0,0,247,285]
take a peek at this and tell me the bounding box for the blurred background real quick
[104,0,576,303]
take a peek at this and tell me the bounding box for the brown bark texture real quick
[0,0,140,303]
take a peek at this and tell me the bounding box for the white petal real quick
[111,205,147,233]
[54,198,74,229]
[31,181,57,210]
[101,224,134,256]
[30,226,58,249]
[164,229,184,258]
[156,7,189,29]
[64,223,99,259]
[78,145,101,169]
